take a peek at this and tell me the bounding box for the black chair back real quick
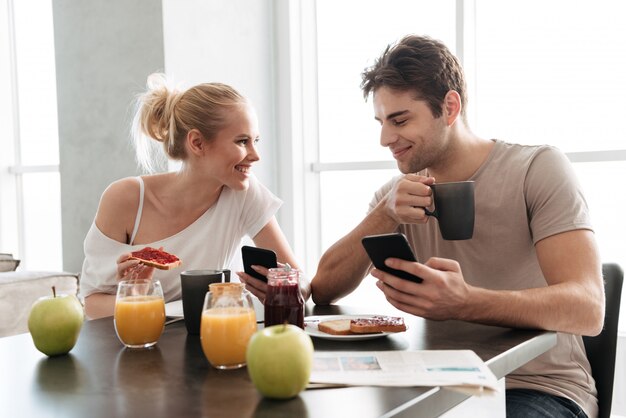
[583,263,624,418]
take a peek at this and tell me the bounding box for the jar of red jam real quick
[264,266,304,329]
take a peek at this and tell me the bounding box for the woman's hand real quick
[116,252,155,281]
[237,265,269,303]
[238,263,311,303]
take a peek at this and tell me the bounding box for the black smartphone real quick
[361,233,423,283]
[241,245,277,282]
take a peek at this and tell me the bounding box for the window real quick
[473,0,626,153]
[314,1,456,254]
[290,1,626,319]
[472,1,626,315]
[0,0,62,271]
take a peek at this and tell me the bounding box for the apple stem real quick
[52,286,57,298]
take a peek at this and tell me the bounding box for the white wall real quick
[162,0,277,194]
[53,0,165,272]
[161,0,289,272]
[53,0,286,272]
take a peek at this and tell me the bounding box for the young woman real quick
[80,73,306,319]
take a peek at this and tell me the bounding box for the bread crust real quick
[350,316,406,334]
[128,257,182,270]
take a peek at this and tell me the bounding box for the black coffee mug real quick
[424,181,475,240]
[180,269,230,335]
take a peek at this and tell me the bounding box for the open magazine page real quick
[309,350,499,394]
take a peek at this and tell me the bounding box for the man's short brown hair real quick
[361,35,468,121]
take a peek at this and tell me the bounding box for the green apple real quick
[246,324,313,399]
[28,286,84,356]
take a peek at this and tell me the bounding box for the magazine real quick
[309,350,499,394]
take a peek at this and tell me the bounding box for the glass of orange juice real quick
[200,282,257,369]
[114,280,166,349]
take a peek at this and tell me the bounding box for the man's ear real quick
[187,129,205,156]
[443,90,462,126]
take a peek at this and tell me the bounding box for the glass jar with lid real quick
[264,266,304,329]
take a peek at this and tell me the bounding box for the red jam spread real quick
[131,247,180,264]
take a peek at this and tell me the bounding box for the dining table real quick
[1,303,556,418]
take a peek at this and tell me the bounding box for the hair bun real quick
[146,73,171,93]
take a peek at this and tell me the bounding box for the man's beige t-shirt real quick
[369,139,597,418]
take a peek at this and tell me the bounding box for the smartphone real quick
[361,233,423,283]
[241,245,277,282]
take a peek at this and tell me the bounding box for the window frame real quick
[0,0,61,269]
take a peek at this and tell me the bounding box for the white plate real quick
[165,299,184,318]
[304,315,400,341]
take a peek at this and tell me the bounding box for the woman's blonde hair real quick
[132,73,246,172]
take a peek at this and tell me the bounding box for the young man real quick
[311,35,604,418]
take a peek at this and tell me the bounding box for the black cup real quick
[180,269,230,334]
[424,181,475,240]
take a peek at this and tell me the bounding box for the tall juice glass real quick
[114,280,165,349]
[200,283,256,369]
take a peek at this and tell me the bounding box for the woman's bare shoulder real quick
[100,177,141,209]
[95,177,142,242]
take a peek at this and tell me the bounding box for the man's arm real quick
[311,201,399,305]
[374,229,605,336]
[311,175,435,305]
[525,228,603,334]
